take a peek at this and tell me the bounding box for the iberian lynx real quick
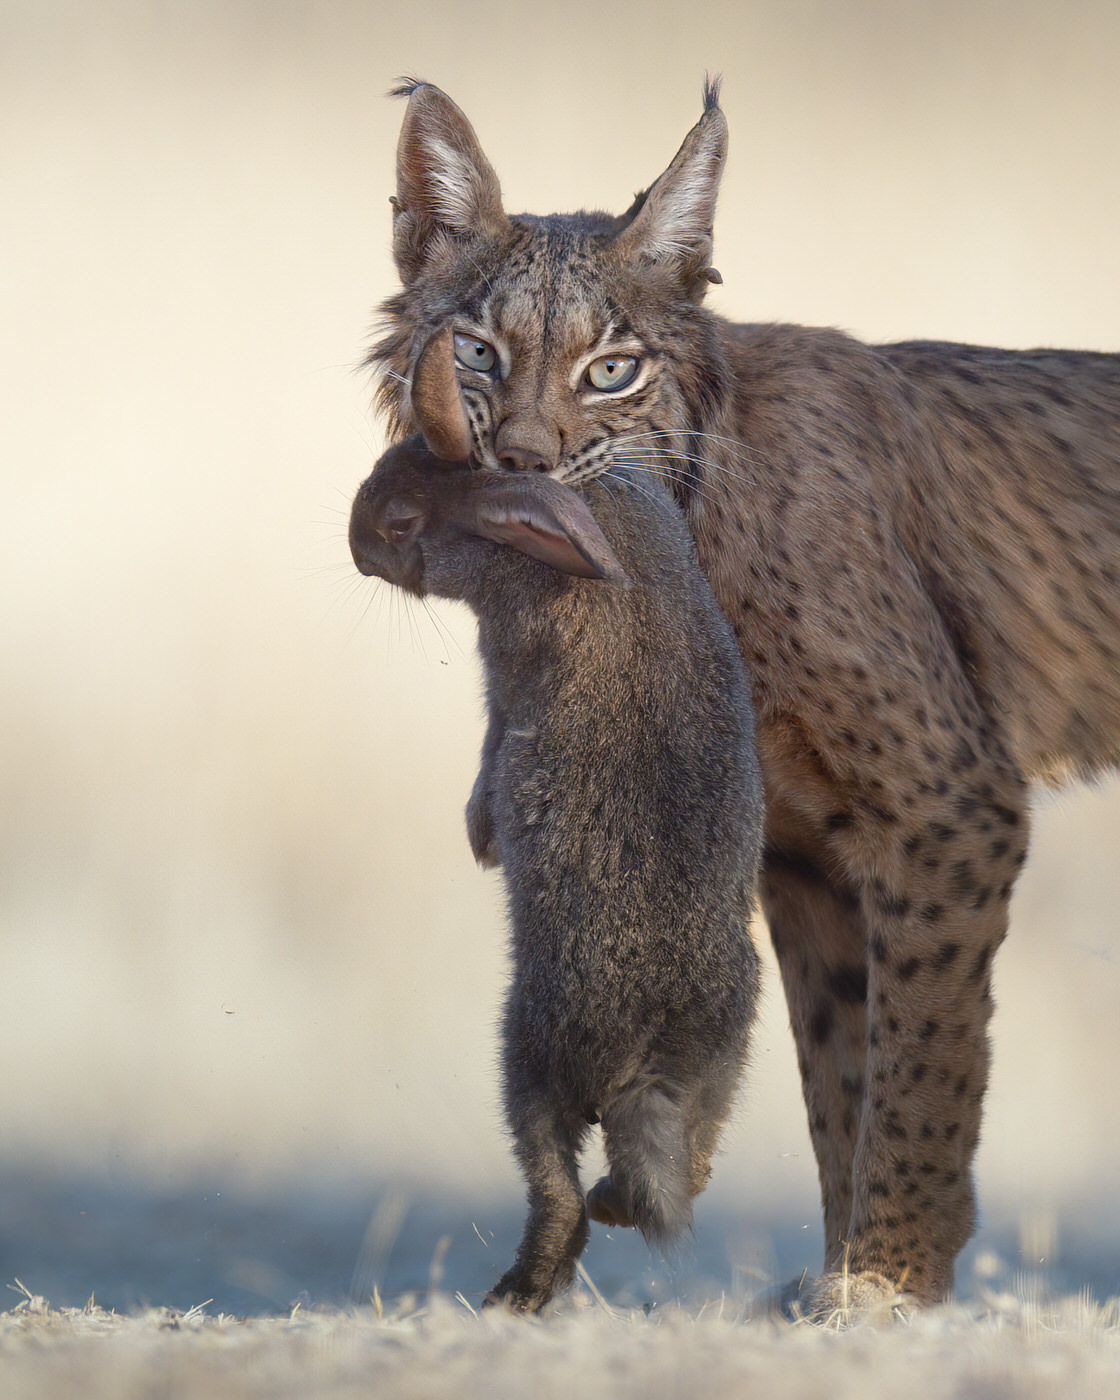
[366,78,1120,1312]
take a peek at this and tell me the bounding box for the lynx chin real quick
[367,76,1120,1314]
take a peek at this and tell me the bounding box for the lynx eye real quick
[586,354,639,392]
[453,332,497,375]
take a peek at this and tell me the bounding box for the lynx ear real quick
[411,329,472,462]
[390,80,509,283]
[466,477,630,583]
[613,77,727,299]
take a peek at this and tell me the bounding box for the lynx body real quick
[362,78,1120,1312]
[350,434,762,1311]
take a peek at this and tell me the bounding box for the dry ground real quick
[3,1279,1120,1400]
[4,1168,1120,1398]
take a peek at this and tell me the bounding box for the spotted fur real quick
[368,78,1120,1310]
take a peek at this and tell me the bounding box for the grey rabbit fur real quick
[349,343,763,1311]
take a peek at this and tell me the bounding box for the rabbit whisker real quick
[421,597,467,661]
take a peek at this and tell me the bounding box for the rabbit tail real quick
[589,1084,694,1248]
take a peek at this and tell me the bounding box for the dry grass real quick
[3,1277,1120,1400]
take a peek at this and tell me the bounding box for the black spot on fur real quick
[827,964,869,1004]
[810,1002,834,1045]
[968,946,996,980]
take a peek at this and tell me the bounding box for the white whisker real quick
[611,427,770,477]
[608,457,728,512]
[617,425,775,466]
[599,469,668,513]
[610,435,763,488]
[421,597,467,662]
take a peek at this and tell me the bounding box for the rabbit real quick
[347,336,763,1313]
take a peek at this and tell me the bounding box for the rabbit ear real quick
[467,477,630,582]
[412,329,472,462]
[390,80,509,284]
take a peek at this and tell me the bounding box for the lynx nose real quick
[498,443,553,473]
[494,415,560,473]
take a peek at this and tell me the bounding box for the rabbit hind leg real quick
[685,1056,745,1199]
[587,1082,693,1247]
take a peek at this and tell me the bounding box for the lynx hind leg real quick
[586,1082,694,1248]
[762,851,870,1269]
[486,1099,590,1313]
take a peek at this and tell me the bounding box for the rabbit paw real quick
[484,1262,569,1314]
[586,1174,635,1229]
[465,786,500,868]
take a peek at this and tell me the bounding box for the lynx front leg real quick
[761,851,870,1268]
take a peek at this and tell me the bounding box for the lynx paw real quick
[776,1270,913,1326]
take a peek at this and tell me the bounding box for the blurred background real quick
[3,0,1120,1313]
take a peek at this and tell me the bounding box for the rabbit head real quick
[348,436,630,601]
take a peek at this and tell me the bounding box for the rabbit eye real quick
[585,354,639,392]
[377,504,424,542]
[454,333,498,375]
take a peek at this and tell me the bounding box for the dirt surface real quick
[3,1282,1120,1400]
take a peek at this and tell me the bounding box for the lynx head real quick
[369,79,732,498]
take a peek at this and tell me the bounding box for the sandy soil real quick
[3,1280,1120,1400]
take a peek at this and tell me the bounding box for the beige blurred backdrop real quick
[3,0,1120,1266]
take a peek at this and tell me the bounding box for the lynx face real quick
[369,81,731,501]
[441,230,694,489]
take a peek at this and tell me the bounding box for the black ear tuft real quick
[389,75,427,99]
